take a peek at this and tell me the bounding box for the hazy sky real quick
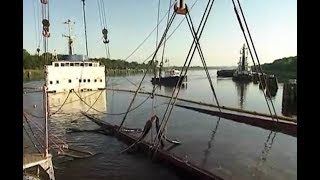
[23,0,296,66]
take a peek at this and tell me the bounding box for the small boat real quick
[151,69,187,86]
[217,69,236,77]
[151,59,187,86]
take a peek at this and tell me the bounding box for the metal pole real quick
[43,85,49,157]
[82,0,89,58]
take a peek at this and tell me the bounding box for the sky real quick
[23,0,297,66]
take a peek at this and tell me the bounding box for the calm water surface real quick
[23,70,296,180]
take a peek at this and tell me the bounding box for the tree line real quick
[23,49,149,70]
[251,56,297,81]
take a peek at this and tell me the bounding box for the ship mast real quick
[240,43,247,71]
[62,19,75,55]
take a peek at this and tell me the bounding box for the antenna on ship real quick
[62,19,75,55]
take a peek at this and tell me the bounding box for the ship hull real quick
[151,76,187,86]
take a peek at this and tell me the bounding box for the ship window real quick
[61,63,65,67]
[68,79,72,83]
[84,63,89,67]
[70,63,74,66]
[83,79,86,83]
[79,79,82,83]
[54,63,59,67]
[56,80,59,84]
[80,63,84,66]
[65,63,70,66]
[100,79,102,82]
[50,81,53,84]
[89,63,92,66]
[94,79,97,82]
[75,63,80,66]
[88,79,90,82]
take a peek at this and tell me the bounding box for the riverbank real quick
[252,56,297,82]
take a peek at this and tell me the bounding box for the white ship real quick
[45,19,106,93]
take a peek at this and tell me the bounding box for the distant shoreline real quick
[23,67,234,81]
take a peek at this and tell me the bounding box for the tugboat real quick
[232,44,252,82]
[45,20,106,93]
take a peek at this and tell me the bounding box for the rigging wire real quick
[153,0,215,148]
[153,0,216,157]
[49,91,72,116]
[185,12,221,111]
[97,0,111,59]
[231,0,278,122]
[24,112,44,119]
[140,0,200,65]
[253,130,277,178]
[24,112,67,153]
[200,116,221,167]
[23,123,42,153]
[123,1,176,62]
[151,0,174,144]
[104,43,110,59]
[23,115,45,150]
[23,113,45,153]
[85,89,105,113]
[156,0,161,54]
[234,0,279,121]
[81,0,89,57]
[118,11,178,130]
[101,0,108,28]
[24,112,68,147]
[97,0,104,29]
[151,0,163,122]
[160,0,173,67]
[23,82,105,118]
[49,90,102,108]
[32,0,40,51]
[72,88,157,116]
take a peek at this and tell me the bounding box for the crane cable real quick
[97,0,110,59]
[152,0,216,157]
[153,0,215,150]
[72,88,158,116]
[231,0,279,122]
[33,0,41,53]
[118,12,178,130]
[123,1,176,62]
[185,11,221,112]
[235,0,279,121]
[40,0,50,66]
[139,0,199,65]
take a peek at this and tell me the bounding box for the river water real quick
[23,69,296,180]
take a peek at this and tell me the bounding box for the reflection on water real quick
[23,70,296,180]
[253,130,278,178]
[200,117,222,168]
[48,90,107,115]
[158,85,187,95]
[234,82,249,109]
